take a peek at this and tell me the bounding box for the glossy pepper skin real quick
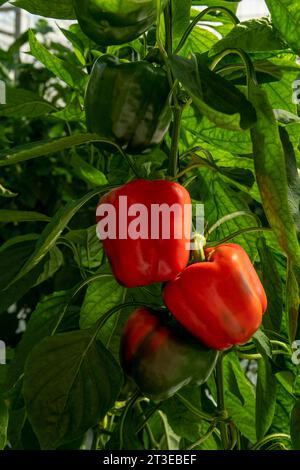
[163,243,267,350]
[96,179,191,288]
[74,0,166,46]
[121,308,219,401]
[85,55,171,154]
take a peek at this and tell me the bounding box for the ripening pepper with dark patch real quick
[121,308,219,401]
[74,0,167,46]
[85,55,172,154]
[163,243,268,350]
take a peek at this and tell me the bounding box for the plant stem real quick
[251,433,291,450]
[176,393,214,422]
[216,353,229,450]
[187,422,217,450]
[175,7,239,54]
[169,106,182,177]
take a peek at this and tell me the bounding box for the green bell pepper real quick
[85,55,172,154]
[74,0,167,46]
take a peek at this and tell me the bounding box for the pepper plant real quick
[0,0,300,451]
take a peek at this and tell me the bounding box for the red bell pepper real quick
[96,179,191,287]
[163,243,267,350]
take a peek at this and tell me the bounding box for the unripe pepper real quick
[85,55,172,154]
[96,179,192,288]
[163,243,267,350]
[74,0,167,46]
[121,308,219,401]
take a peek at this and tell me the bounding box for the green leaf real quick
[181,24,220,57]
[7,290,72,388]
[0,399,8,449]
[291,398,300,449]
[65,226,103,269]
[181,106,252,154]
[286,262,299,343]
[279,127,300,237]
[80,270,126,329]
[0,210,50,223]
[172,0,191,44]
[275,370,295,396]
[162,388,209,443]
[212,18,287,54]
[12,0,76,19]
[249,84,300,267]
[0,239,45,314]
[257,238,283,332]
[256,357,277,440]
[0,183,17,198]
[29,31,87,90]
[0,133,102,167]
[265,0,300,55]
[23,330,123,449]
[192,171,259,258]
[53,96,85,122]
[71,153,108,187]
[107,402,143,450]
[170,54,256,131]
[223,353,256,442]
[253,329,272,358]
[0,88,54,118]
[35,246,64,285]
[270,380,295,435]
[6,187,106,286]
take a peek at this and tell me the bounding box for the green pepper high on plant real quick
[85,55,172,154]
[73,0,167,45]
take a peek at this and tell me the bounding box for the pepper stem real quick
[216,353,229,450]
[193,233,207,262]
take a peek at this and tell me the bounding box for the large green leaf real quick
[257,238,283,332]
[265,0,300,55]
[80,270,126,329]
[7,291,72,388]
[23,330,123,449]
[12,0,76,19]
[279,127,300,237]
[0,88,54,118]
[212,18,287,54]
[172,0,192,44]
[223,353,256,443]
[181,106,253,154]
[255,357,277,440]
[29,31,86,90]
[0,133,102,167]
[170,54,256,131]
[65,226,103,269]
[71,153,108,187]
[249,84,300,267]
[0,210,50,223]
[190,170,260,258]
